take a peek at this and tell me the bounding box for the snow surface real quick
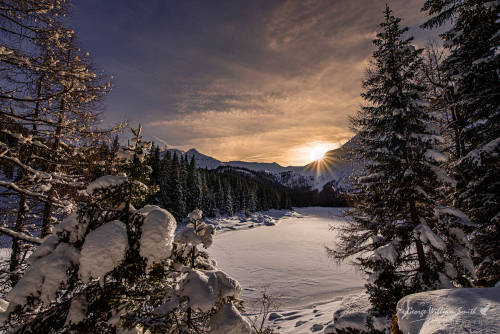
[397,287,500,334]
[79,220,128,284]
[208,207,365,333]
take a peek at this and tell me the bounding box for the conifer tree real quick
[422,0,500,287]
[330,6,475,318]
[187,156,202,212]
[223,182,234,216]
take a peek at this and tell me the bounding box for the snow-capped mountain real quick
[161,137,362,191]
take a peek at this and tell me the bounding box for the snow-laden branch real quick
[0,226,42,244]
[0,82,74,102]
[0,181,65,207]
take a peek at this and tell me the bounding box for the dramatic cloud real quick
[72,0,438,165]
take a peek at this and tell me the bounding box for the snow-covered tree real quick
[330,6,475,318]
[0,130,250,333]
[422,0,500,287]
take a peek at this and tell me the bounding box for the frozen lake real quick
[209,207,364,308]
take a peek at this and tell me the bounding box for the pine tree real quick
[422,0,500,287]
[223,182,234,216]
[186,156,202,212]
[329,6,475,318]
[159,150,173,211]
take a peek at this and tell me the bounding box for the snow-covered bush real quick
[0,127,250,333]
[0,175,250,333]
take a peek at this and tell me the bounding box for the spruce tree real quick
[422,0,500,287]
[330,6,475,318]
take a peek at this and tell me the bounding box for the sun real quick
[309,145,329,162]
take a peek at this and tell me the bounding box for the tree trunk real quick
[10,194,27,286]
[409,200,430,285]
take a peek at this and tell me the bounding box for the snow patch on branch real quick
[139,207,176,267]
[181,269,241,313]
[6,243,79,305]
[374,240,399,264]
[424,149,448,163]
[86,175,127,195]
[209,302,251,334]
[414,223,446,251]
[79,220,128,284]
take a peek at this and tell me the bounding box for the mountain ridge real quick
[160,136,362,191]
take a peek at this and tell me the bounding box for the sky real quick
[71,0,441,166]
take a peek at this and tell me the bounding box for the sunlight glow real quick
[310,146,328,162]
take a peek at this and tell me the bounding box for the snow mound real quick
[86,175,127,195]
[397,287,500,334]
[324,292,390,334]
[181,269,241,312]
[6,243,79,305]
[79,220,128,283]
[139,207,176,267]
[209,302,251,334]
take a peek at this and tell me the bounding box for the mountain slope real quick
[302,136,363,191]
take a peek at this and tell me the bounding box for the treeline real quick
[146,145,292,221]
[289,183,348,208]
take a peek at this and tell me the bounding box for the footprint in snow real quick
[310,324,323,332]
[282,311,299,316]
[295,320,307,327]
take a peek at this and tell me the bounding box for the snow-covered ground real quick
[208,207,365,333]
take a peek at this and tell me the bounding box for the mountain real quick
[160,137,362,191]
